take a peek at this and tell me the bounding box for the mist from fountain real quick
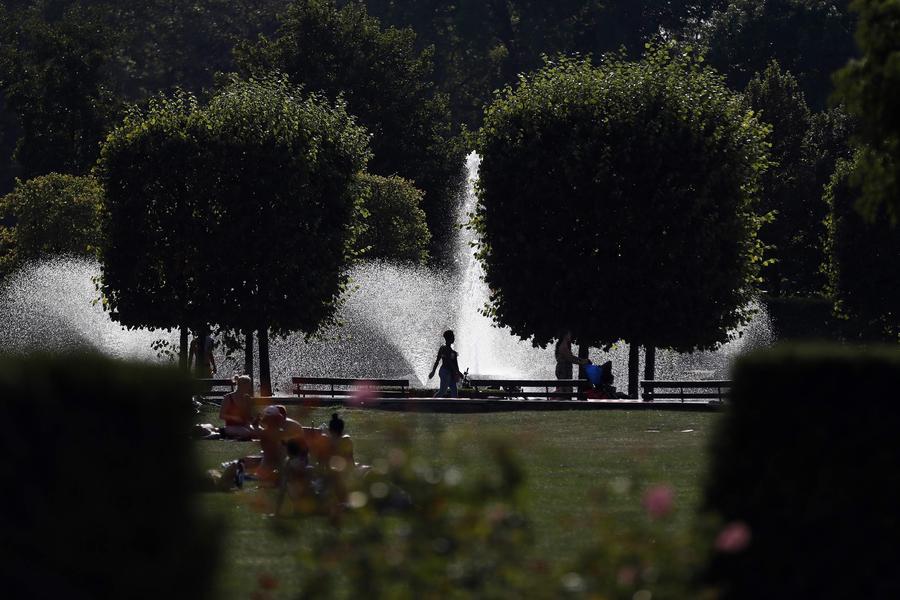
[0,152,773,391]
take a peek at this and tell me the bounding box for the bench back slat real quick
[292,377,409,387]
[639,379,731,402]
[640,380,731,388]
[468,379,589,388]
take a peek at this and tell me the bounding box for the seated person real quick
[245,405,315,484]
[328,412,354,465]
[310,413,355,468]
[218,375,257,440]
[279,439,313,504]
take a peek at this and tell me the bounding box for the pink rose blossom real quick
[617,566,639,586]
[715,521,752,553]
[350,380,377,406]
[642,484,675,519]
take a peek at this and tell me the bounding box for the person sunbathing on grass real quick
[243,405,308,484]
[307,412,355,469]
[218,375,257,440]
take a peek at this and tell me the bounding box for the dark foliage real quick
[703,343,900,599]
[356,173,431,263]
[824,156,900,341]
[833,0,900,223]
[357,1,728,128]
[701,0,857,110]
[475,49,768,352]
[0,1,288,191]
[237,0,463,256]
[743,60,820,296]
[0,173,102,278]
[97,76,370,391]
[0,353,221,600]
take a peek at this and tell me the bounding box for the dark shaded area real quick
[703,343,900,599]
[0,353,221,600]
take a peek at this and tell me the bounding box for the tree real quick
[0,0,288,192]
[475,49,769,395]
[743,60,822,297]
[824,156,900,341]
[98,76,370,393]
[357,1,728,129]
[833,0,900,224]
[236,0,462,256]
[701,0,857,109]
[356,174,431,263]
[0,173,102,278]
[0,5,118,179]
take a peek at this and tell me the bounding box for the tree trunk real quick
[643,345,656,381]
[244,330,254,388]
[643,345,656,401]
[628,342,640,399]
[179,325,189,372]
[258,326,271,397]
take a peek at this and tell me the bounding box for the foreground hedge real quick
[704,343,900,599]
[0,353,220,599]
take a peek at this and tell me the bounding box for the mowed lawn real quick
[196,407,720,599]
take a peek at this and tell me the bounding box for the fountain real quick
[0,153,773,391]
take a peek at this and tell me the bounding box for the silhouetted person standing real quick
[189,328,217,378]
[429,330,463,398]
[555,330,590,396]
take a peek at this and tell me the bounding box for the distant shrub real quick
[356,173,431,264]
[0,173,102,277]
[0,353,221,600]
[703,343,900,599]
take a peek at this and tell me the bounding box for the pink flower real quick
[617,566,639,586]
[350,380,377,406]
[715,521,752,553]
[642,484,675,519]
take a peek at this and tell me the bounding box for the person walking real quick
[429,330,464,398]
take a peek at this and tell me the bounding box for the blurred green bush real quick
[703,343,900,599]
[0,353,221,599]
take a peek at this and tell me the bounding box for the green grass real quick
[196,408,719,599]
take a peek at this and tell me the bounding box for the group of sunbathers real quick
[215,375,356,490]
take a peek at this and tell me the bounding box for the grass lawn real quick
[196,407,720,599]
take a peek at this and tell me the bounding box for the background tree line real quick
[1,0,895,381]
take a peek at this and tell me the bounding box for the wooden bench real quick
[640,380,731,403]
[466,379,592,400]
[195,377,235,399]
[292,377,410,399]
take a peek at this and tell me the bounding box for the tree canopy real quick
[0,5,117,180]
[824,156,900,341]
[833,0,900,224]
[743,60,822,297]
[0,173,102,277]
[474,49,769,355]
[0,0,287,192]
[701,0,857,110]
[97,76,370,389]
[356,173,431,264]
[237,0,463,255]
[358,1,729,128]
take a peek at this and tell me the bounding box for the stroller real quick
[584,361,616,399]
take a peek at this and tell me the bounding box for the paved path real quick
[253,396,723,413]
